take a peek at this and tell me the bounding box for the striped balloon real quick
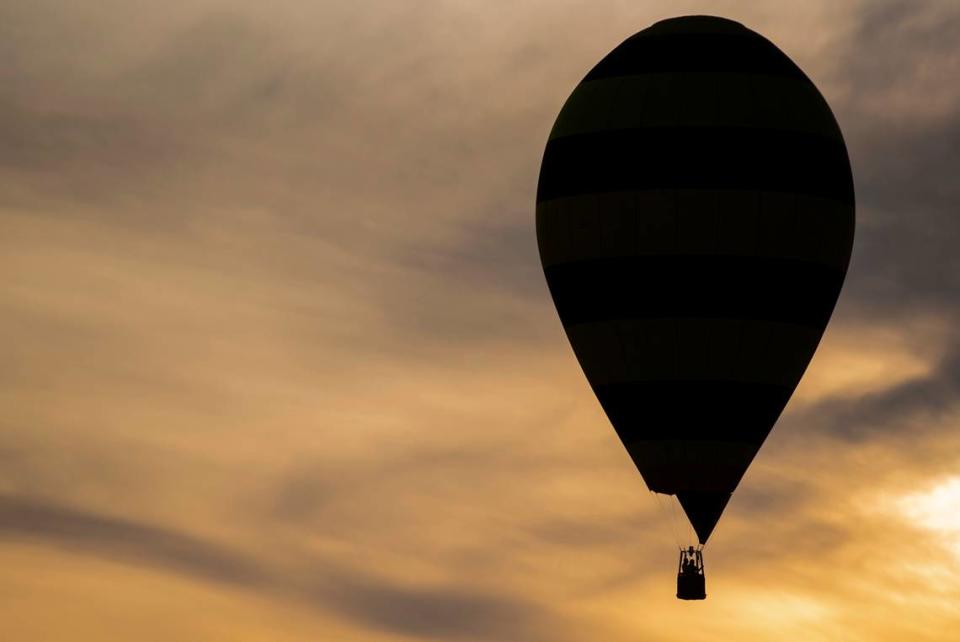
[536,15,854,544]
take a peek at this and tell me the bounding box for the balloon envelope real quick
[536,15,854,543]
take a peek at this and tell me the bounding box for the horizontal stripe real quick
[544,255,845,328]
[624,440,758,495]
[583,32,805,83]
[550,73,840,142]
[537,127,854,204]
[566,318,821,388]
[536,191,855,270]
[596,380,791,443]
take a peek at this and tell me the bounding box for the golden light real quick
[897,476,960,556]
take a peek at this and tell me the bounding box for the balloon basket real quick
[676,548,706,600]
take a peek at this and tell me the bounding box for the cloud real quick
[0,494,268,587]
[790,343,960,440]
[0,493,567,641]
[828,1,960,318]
[319,574,565,642]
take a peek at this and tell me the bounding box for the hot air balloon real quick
[536,15,854,600]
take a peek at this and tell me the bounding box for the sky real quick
[1,0,959,640]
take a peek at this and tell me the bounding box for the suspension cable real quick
[652,491,682,550]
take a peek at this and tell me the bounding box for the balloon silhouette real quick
[536,15,854,595]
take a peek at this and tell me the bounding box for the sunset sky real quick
[2,1,960,640]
